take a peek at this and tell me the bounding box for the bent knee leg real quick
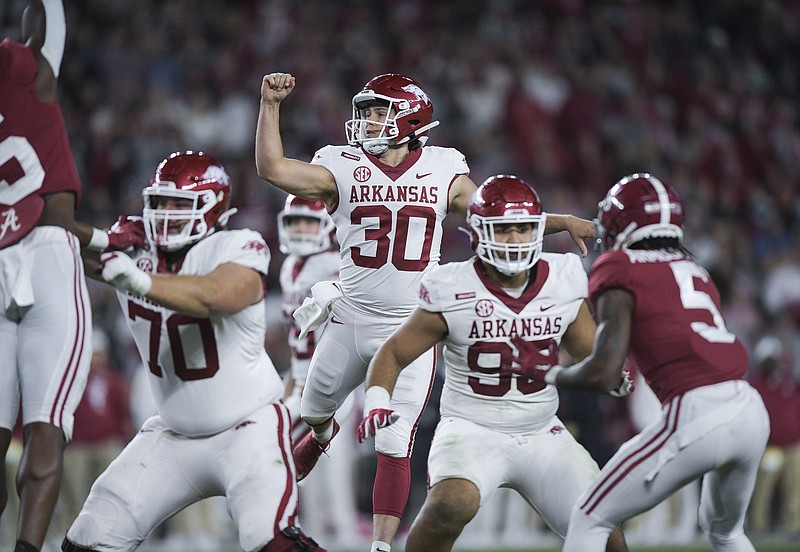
[66,494,142,551]
[423,480,480,531]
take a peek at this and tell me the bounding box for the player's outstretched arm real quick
[448,174,479,217]
[99,254,264,317]
[255,72,338,204]
[543,214,596,257]
[549,291,634,393]
[359,308,447,441]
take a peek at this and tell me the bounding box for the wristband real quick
[364,386,391,414]
[87,227,109,251]
[544,364,564,385]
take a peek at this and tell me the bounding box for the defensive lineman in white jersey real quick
[359,175,630,552]
[64,152,325,552]
[257,71,595,552]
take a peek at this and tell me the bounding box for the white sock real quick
[371,541,391,552]
[313,423,334,444]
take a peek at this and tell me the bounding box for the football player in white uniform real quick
[278,195,339,436]
[257,72,595,552]
[63,152,325,552]
[277,195,364,549]
[358,175,630,552]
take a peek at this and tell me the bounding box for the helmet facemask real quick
[468,210,547,276]
[278,212,335,256]
[143,187,234,252]
[345,94,439,155]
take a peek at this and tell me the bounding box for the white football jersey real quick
[279,249,340,370]
[312,144,468,317]
[119,229,283,437]
[418,253,588,433]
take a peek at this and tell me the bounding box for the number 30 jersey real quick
[418,253,588,433]
[312,144,468,318]
[118,229,284,437]
[589,249,747,404]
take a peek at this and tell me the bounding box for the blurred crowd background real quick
[2,0,799,550]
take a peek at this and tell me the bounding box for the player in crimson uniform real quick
[0,2,143,551]
[358,175,630,552]
[257,72,596,552]
[62,152,324,552]
[516,173,769,552]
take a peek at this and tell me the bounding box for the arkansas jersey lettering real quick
[469,316,563,339]
[348,183,439,204]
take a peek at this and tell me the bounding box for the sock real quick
[373,453,411,517]
[15,541,39,552]
[371,540,391,552]
[312,422,333,444]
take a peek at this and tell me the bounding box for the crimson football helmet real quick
[345,73,440,155]
[467,175,547,276]
[142,151,237,252]
[277,195,335,256]
[595,173,684,251]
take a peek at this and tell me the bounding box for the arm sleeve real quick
[40,0,66,77]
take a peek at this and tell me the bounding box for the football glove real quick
[99,251,152,296]
[608,367,635,397]
[88,215,146,252]
[357,386,400,443]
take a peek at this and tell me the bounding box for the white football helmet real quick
[277,195,335,256]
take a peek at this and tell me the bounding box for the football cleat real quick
[293,419,340,481]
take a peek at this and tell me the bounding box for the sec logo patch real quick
[353,166,371,182]
[475,299,494,317]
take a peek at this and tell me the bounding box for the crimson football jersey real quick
[0,38,81,248]
[589,249,747,403]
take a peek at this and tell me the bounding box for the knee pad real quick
[260,526,326,551]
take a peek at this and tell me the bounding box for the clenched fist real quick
[261,72,296,105]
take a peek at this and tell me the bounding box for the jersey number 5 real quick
[128,301,220,380]
[670,260,736,344]
[350,204,436,271]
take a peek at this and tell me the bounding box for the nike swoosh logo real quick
[330,316,343,324]
[416,172,431,179]
[540,304,555,311]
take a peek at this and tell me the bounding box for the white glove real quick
[608,367,635,397]
[293,280,343,339]
[99,252,152,296]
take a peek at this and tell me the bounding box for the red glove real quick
[508,336,560,382]
[107,215,147,251]
[357,409,399,443]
